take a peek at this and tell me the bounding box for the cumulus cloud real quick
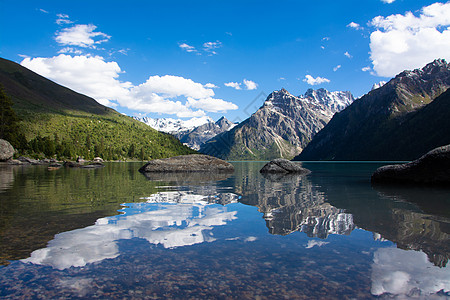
[333,65,342,72]
[224,82,242,90]
[347,22,362,30]
[21,54,238,117]
[344,51,353,58]
[55,24,110,48]
[362,66,371,72]
[303,75,330,85]
[243,79,258,90]
[369,2,450,77]
[381,0,395,3]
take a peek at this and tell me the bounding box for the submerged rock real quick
[139,154,234,173]
[80,162,105,169]
[260,158,311,175]
[371,144,450,185]
[0,139,15,161]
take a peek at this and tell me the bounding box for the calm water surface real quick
[0,161,449,299]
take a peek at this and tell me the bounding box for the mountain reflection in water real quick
[0,162,448,299]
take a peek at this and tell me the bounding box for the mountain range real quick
[135,116,237,150]
[295,59,450,161]
[0,57,194,160]
[200,88,354,160]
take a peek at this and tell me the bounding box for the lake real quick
[0,161,449,299]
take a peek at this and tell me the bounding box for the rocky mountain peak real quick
[396,58,450,80]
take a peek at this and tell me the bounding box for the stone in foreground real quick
[139,154,234,173]
[0,139,15,161]
[260,158,311,174]
[371,144,450,185]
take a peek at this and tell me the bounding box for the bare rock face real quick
[260,158,310,174]
[200,88,354,160]
[371,144,450,185]
[0,139,15,161]
[139,154,234,173]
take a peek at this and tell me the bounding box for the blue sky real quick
[1,0,449,123]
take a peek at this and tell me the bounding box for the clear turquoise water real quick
[0,161,449,299]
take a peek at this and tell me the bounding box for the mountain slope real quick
[200,88,353,160]
[295,59,450,161]
[0,57,195,160]
[179,117,236,150]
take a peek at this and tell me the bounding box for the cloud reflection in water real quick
[22,191,238,270]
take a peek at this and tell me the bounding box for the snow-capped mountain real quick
[201,88,354,160]
[371,81,387,90]
[134,116,213,135]
[134,116,237,150]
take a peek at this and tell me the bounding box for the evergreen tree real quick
[0,85,23,147]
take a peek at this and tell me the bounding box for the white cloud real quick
[381,0,395,3]
[225,79,258,90]
[203,41,222,55]
[204,83,218,88]
[20,54,238,117]
[187,97,238,112]
[56,14,73,25]
[179,43,197,53]
[243,79,257,90]
[347,22,362,30]
[224,82,242,90]
[344,51,353,58]
[333,65,342,72]
[362,66,371,72]
[369,2,450,77]
[303,75,330,85]
[55,24,110,48]
[39,8,49,14]
[21,55,130,107]
[57,47,83,55]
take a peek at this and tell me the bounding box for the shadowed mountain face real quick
[0,57,114,116]
[200,88,353,160]
[295,59,450,161]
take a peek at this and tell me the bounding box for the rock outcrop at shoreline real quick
[260,158,310,175]
[139,154,234,173]
[0,139,15,161]
[371,144,450,185]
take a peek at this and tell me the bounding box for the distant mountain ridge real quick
[295,59,450,161]
[134,116,213,135]
[200,88,354,160]
[135,116,237,150]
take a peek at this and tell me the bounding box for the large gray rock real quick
[139,154,234,173]
[371,145,450,185]
[260,158,310,174]
[0,139,15,161]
